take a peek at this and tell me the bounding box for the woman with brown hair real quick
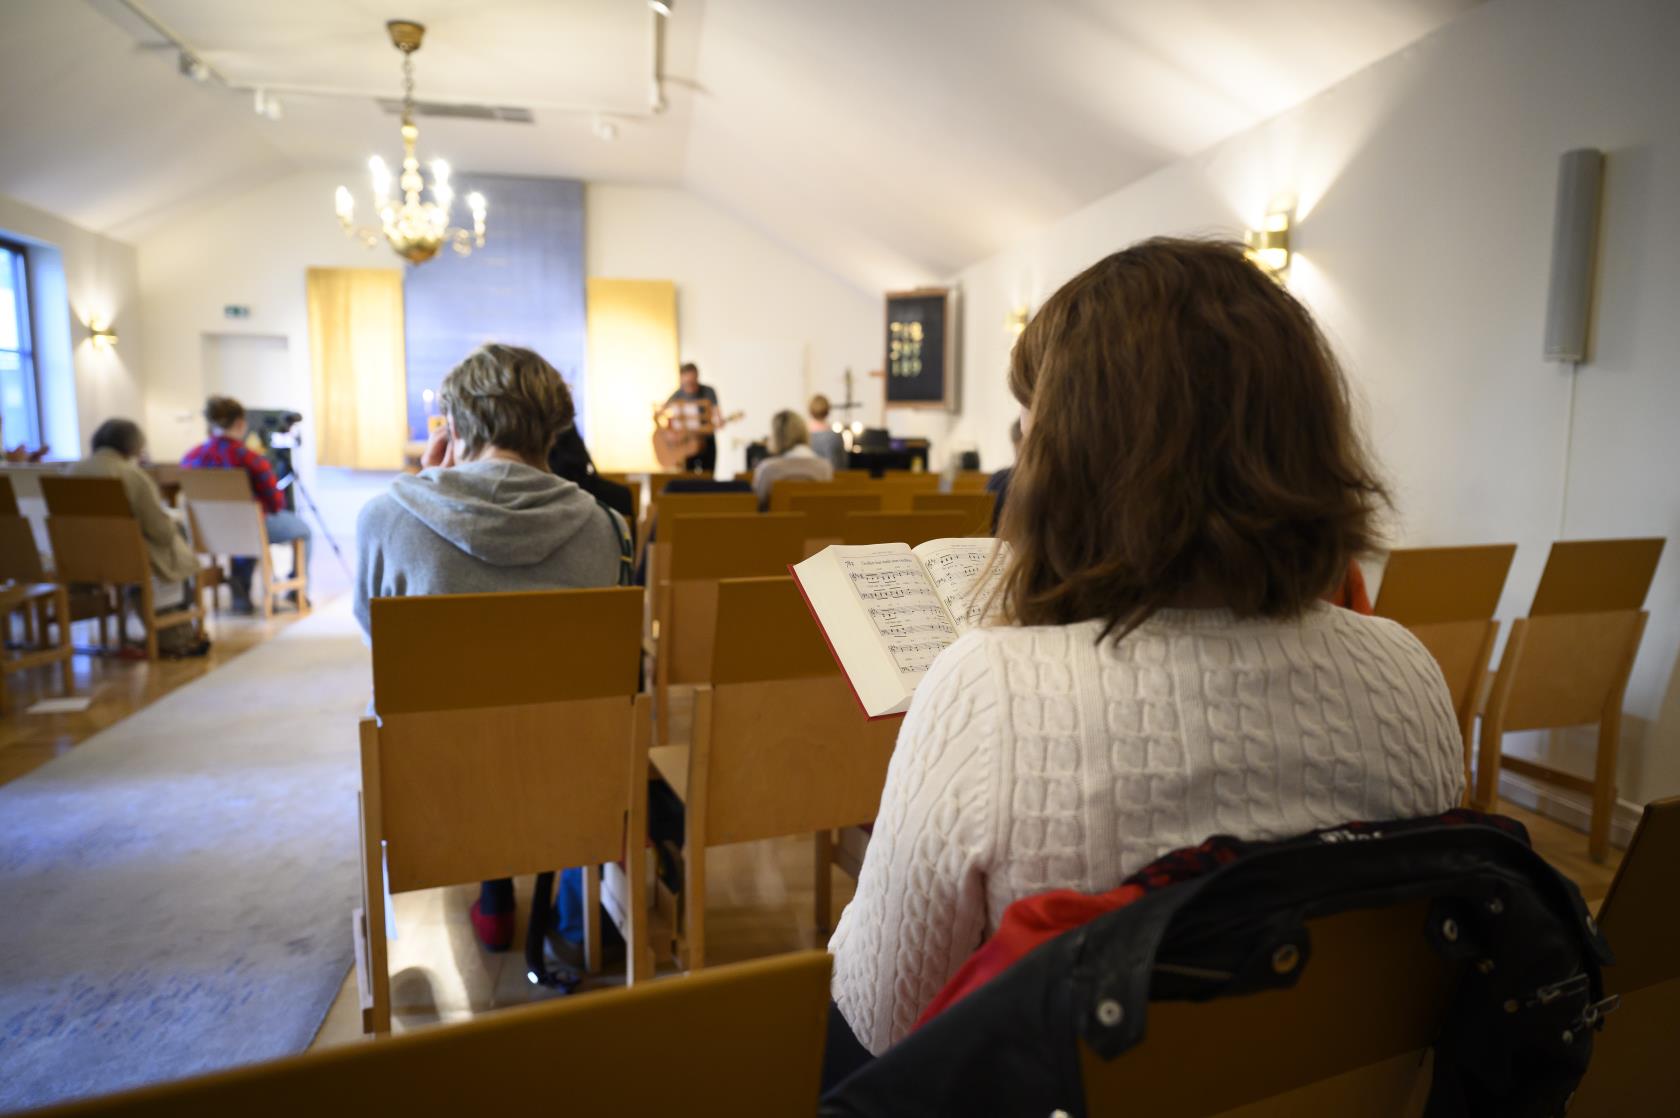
[828,238,1462,1056]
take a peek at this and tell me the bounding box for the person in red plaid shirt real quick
[182,396,311,613]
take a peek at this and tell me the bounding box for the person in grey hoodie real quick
[354,343,628,950]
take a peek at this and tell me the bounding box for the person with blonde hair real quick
[751,408,833,509]
[355,343,629,951]
[827,238,1462,1057]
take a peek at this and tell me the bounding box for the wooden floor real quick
[0,615,1625,1051]
[0,605,310,786]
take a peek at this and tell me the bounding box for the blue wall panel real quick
[401,174,585,441]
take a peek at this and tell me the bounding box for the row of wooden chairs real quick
[44,797,1680,1115]
[1371,538,1663,862]
[356,575,894,1032]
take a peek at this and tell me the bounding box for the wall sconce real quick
[89,321,118,350]
[1244,209,1292,275]
[1006,305,1030,337]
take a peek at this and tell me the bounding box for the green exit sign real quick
[223,305,252,319]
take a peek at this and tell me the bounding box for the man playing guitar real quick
[655,361,726,472]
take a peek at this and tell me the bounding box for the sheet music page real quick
[837,549,959,683]
[913,538,1011,633]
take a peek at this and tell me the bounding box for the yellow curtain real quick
[585,278,678,471]
[306,267,407,469]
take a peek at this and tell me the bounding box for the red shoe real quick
[469,900,515,952]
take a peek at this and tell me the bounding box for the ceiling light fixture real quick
[253,88,283,121]
[592,115,619,142]
[334,21,487,266]
[649,0,674,16]
[177,50,210,83]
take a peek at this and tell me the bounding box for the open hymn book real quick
[791,538,1012,719]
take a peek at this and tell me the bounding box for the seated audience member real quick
[69,418,208,656]
[827,238,1463,1057]
[808,394,846,469]
[751,409,834,510]
[549,423,635,539]
[985,418,1022,532]
[355,343,628,951]
[181,396,311,613]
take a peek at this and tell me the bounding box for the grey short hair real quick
[91,418,146,458]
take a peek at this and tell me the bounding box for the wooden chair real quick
[34,952,832,1117]
[1570,796,1680,1115]
[653,513,807,744]
[0,485,74,712]
[145,462,186,508]
[1474,609,1648,863]
[950,470,992,492]
[911,491,997,535]
[0,463,56,557]
[840,510,969,547]
[358,588,650,1035]
[649,577,899,970]
[41,476,204,660]
[1082,900,1452,1116]
[833,469,872,483]
[788,491,884,555]
[1371,543,1516,802]
[0,475,117,654]
[180,469,306,619]
[1406,619,1501,797]
[1474,539,1663,861]
[643,490,760,594]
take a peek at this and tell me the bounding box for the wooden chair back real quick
[0,474,17,516]
[46,518,149,584]
[0,516,48,582]
[1,467,53,554]
[789,492,884,553]
[1486,611,1647,734]
[41,476,132,518]
[1370,544,1516,625]
[868,473,939,511]
[657,490,758,519]
[833,469,871,483]
[951,470,992,491]
[841,511,969,547]
[700,577,899,846]
[1528,537,1664,615]
[911,491,996,534]
[661,514,808,688]
[1404,619,1500,794]
[181,469,268,555]
[770,478,852,512]
[1568,797,1680,1115]
[36,952,832,1118]
[1082,900,1451,1116]
[367,588,644,893]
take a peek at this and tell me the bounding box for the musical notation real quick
[839,552,957,679]
[919,540,1008,629]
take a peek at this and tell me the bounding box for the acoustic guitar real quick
[651,402,744,469]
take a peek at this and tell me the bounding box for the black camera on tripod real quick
[245,410,305,508]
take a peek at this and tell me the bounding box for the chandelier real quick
[334,21,486,265]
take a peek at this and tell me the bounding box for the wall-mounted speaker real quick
[1542,148,1605,363]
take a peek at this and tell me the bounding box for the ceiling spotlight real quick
[593,115,619,142]
[178,51,210,82]
[649,0,673,16]
[253,88,283,121]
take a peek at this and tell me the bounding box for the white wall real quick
[0,193,143,458]
[949,0,1680,807]
[585,184,880,473]
[135,170,383,484]
[135,174,882,481]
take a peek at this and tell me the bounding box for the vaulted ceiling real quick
[0,0,1481,290]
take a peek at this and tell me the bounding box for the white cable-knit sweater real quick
[828,604,1464,1054]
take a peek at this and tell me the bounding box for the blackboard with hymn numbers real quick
[885,288,956,409]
